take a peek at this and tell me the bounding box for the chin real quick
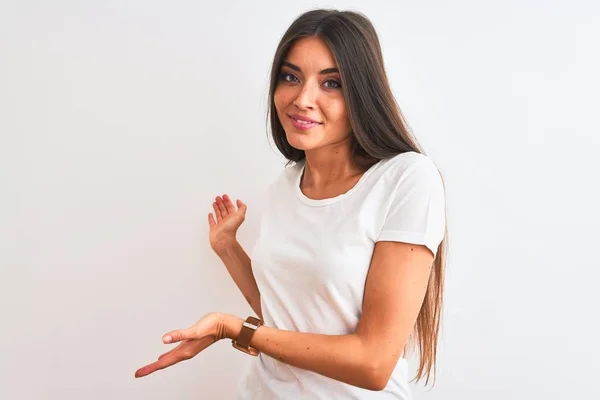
[285,134,314,151]
[282,123,326,150]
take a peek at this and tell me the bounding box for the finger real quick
[216,196,228,217]
[162,328,195,344]
[208,213,216,227]
[236,199,247,216]
[158,342,184,360]
[222,194,236,214]
[212,201,222,222]
[134,353,181,378]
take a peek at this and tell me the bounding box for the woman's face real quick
[274,37,351,152]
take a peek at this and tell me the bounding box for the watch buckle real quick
[232,340,260,356]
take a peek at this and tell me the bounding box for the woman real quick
[135,9,448,399]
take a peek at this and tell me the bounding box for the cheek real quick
[274,87,293,112]
[321,99,350,127]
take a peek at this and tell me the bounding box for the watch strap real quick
[232,316,263,356]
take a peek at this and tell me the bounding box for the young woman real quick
[135,9,448,399]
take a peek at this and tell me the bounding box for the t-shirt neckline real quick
[294,159,383,207]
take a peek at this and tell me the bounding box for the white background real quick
[1,1,599,399]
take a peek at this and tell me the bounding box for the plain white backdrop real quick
[1,1,599,399]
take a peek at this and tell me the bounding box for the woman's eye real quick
[323,79,341,89]
[279,73,299,83]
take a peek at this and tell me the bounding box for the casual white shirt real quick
[237,151,446,399]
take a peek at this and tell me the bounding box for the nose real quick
[293,81,317,110]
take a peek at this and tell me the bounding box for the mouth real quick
[288,114,322,130]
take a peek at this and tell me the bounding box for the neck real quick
[302,139,362,188]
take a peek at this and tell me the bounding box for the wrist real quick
[219,313,244,340]
[213,238,238,256]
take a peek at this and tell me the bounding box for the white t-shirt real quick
[237,151,446,399]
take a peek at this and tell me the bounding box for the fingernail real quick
[163,335,172,343]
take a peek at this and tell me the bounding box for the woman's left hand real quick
[134,312,240,378]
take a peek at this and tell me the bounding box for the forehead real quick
[284,37,337,70]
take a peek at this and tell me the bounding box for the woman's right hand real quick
[208,194,247,254]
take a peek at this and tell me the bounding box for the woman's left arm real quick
[232,241,434,391]
[135,241,434,391]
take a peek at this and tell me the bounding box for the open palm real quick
[134,313,226,378]
[209,194,247,252]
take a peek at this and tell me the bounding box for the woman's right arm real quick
[214,239,262,319]
[209,194,262,319]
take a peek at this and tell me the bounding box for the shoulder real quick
[282,159,304,181]
[264,160,304,196]
[383,151,437,171]
[380,151,443,189]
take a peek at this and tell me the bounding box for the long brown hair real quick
[266,9,448,386]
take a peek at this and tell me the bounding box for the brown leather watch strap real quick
[232,316,263,356]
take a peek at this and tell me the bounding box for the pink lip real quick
[289,114,321,123]
[288,114,322,131]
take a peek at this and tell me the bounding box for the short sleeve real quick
[376,155,446,258]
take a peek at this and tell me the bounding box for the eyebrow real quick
[282,61,339,75]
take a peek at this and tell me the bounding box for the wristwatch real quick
[231,316,263,356]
